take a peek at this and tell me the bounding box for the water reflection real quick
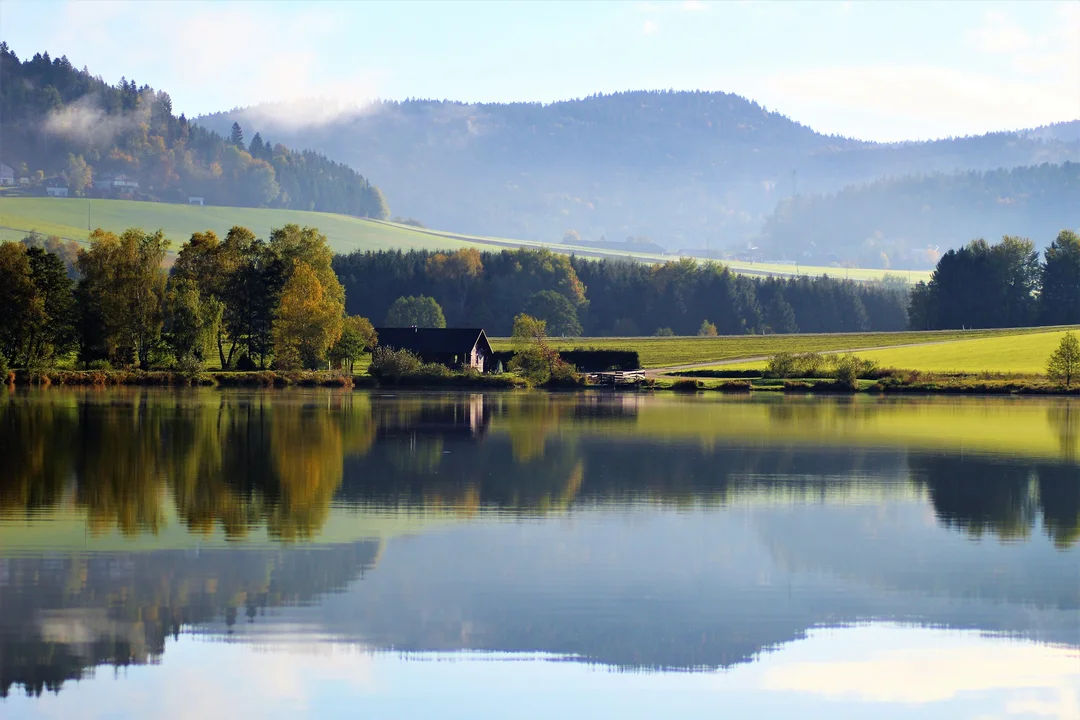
[0,390,1078,704]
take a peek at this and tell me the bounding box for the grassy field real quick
[857,330,1074,374]
[0,197,477,254]
[0,196,930,281]
[491,326,1071,369]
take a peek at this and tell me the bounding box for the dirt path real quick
[644,338,971,376]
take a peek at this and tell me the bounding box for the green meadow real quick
[0,197,476,253]
[491,326,1071,369]
[0,196,930,281]
[701,328,1076,375]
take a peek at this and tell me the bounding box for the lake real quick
[0,389,1077,719]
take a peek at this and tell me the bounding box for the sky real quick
[1,0,1078,142]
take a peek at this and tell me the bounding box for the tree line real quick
[0,224,374,372]
[909,230,1080,330]
[0,45,389,219]
[334,248,910,336]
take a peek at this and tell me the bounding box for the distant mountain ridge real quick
[199,92,1080,264]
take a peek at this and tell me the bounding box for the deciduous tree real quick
[329,315,376,374]
[385,295,446,328]
[1047,332,1080,388]
[272,261,344,370]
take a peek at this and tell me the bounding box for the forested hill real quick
[761,162,1080,269]
[198,92,1080,254]
[0,45,389,219]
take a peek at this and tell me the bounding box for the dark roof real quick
[375,327,490,354]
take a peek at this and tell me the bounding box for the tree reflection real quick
[2,392,1079,546]
[0,391,374,540]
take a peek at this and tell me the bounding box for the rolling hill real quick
[0,196,928,282]
[199,93,1080,263]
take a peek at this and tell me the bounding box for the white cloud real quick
[642,19,659,35]
[755,626,1080,719]
[750,3,1080,140]
[965,11,1032,54]
[45,1,384,126]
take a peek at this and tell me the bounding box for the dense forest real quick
[761,162,1080,268]
[0,44,389,218]
[334,248,909,336]
[200,93,1080,257]
[909,230,1080,330]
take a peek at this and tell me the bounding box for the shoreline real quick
[4,369,1080,396]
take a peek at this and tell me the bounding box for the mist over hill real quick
[0,46,389,220]
[199,92,1080,267]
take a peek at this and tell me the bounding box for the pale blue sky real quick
[2,0,1078,141]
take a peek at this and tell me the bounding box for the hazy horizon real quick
[3,0,1078,143]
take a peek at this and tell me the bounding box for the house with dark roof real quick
[375,327,495,372]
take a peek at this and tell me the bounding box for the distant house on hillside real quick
[0,164,14,186]
[94,173,139,194]
[45,181,68,198]
[375,327,495,372]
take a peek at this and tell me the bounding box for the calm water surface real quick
[1,389,1077,719]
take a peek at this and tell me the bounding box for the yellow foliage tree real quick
[272,261,344,370]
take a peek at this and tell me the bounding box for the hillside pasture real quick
[0,197,477,253]
[491,327,1071,369]
[0,197,930,281]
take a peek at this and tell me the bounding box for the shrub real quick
[715,380,752,392]
[545,359,584,387]
[794,352,827,377]
[765,352,797,378]
[672,379,703,392]
[368,346,424,379]
[509,347,551,386]
[654,327,675,337]
[368,346,450,382]
[832,354,877,388]
[0,351,8,383]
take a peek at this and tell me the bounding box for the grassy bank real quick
[6,368,523,389]
[491,326,1076,369]
[7,367,1079,395]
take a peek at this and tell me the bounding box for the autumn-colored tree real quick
[66,153,92,196]
[508,313,566,385]
[426,248,483,320]
[272,261,344,370]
